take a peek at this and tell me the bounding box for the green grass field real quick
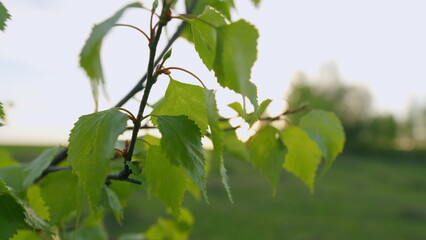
[3,146,426,240]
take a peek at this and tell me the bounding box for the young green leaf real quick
[68,109,128,209]
[23,146,60,187]
[0,165,27,192]
[0,180,28,240]
[144,145,188,217]
[152,78,208,134]
[0,2,11,31]
[39,171,84,225]
[205,89,232,202]
[162,48,173,62]
[258,99,272,117]
[26,185,49,221]
[249,126,286,194]
[155,115,207,200]
[79,2,143,109]
[214,20,259,109]
[281,126,322,193]
[9,230,40,240]
[185,0,234,21]
[191,7,227,70]
[300,110,345,173]
[228,101,245,117]
[101,186,123,224]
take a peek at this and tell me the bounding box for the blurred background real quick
[1,0,426,239]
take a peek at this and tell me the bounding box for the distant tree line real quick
[286,63,426,156]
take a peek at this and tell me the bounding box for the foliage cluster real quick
[0,1,344,239]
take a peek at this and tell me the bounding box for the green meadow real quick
[3,146,426,240]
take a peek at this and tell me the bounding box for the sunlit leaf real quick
[300,110,345,172]
[155,115,207,200]
[9,230,40,240]
[68,109,128,209]
[23,147,60,187]
[214,20,259,109]
[281,126,322,193]
[152,78,208,134]
[205,89,232,202]
[26,185,49,221]
[144,145,188,217]
[0,2,11,31]
[191,7,226,70]
[79,2,143,109]
[0,180,27,240]
[249,126,286,194]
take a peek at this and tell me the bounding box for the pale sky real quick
[1,0,426,145]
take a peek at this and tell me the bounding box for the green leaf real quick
[0,165,27,192]
[9,230,40,240]
[23,147,60,187]
[0,180,28,240]
[162,48,173,62]
[145,208,193,240]
[0,2,11,31]
[250,0,261,7]
[79,2,143,109]
[214,20,259,109]
[258,99,272,117]
[205,89,232,202]
[0,148,18,168]
[155,115,207,200]
[300,110,345,172]
[185,0,234,21]
[108,181,139,208]
[144,145,188,217]
[68,109,128,209]
[39,171,83,225]
[191,7,227,70]
[152,78,208,134]
[248,126,286,194]
[101,186,123,224]
[23,205,50,232]
[228,101,245,117]
[26,185,49,221]
[281,126,322,193]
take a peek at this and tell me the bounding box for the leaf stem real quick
[161,66,207,88]
[115,24,150,41]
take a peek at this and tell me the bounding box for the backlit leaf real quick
[68,109,128,209]
[79,2,143,109]
[155,115,207,200]
[23,147,60,187]
[26,185,49,221]
[214,20,259,109]
[249,126,286,194]
[205,89,232,202]
[152,78,208,134]
[300,110,345,172]
[0,2,11,31]
[281,126,322,193]
[0,180,27,240]
[191,7,226,70]
[39,171,83,225]
[144,145,188,217]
